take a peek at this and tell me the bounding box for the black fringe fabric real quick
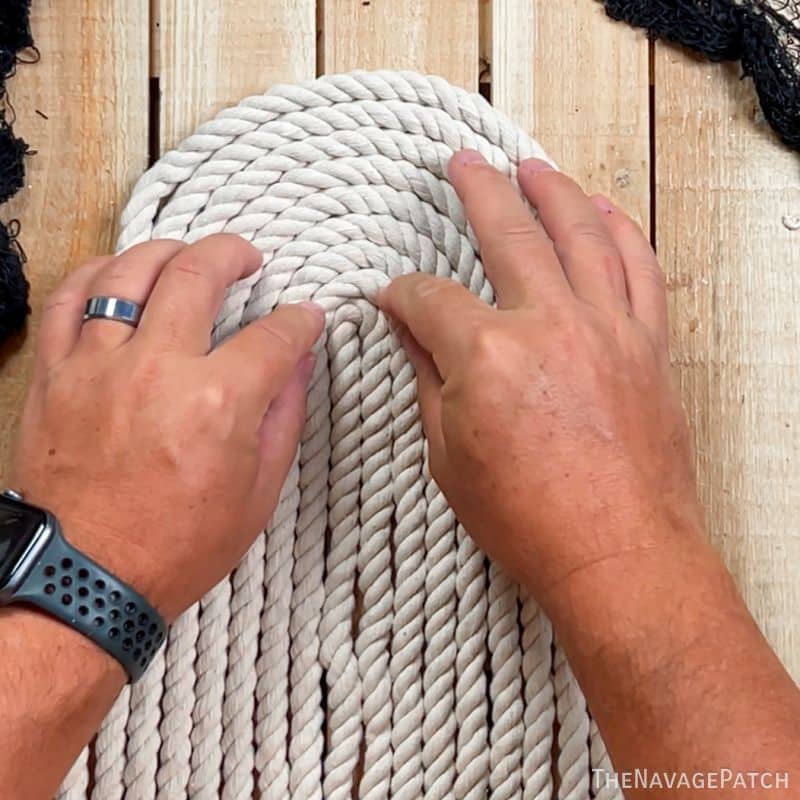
[603,1,800,153]
[0,220,28,342]
[0,0,33,343]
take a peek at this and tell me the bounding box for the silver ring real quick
[83,296,143,328]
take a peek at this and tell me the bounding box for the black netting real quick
[603,0,800,152]
[0,219,29,343]
[0,0,33,343]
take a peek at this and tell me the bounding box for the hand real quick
[379,151,704,613]
[10,234,323,621]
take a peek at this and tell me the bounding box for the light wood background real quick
[1,0,798,678]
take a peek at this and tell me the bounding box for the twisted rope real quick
[58,70,616,799]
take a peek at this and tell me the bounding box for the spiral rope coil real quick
[59,70,613,800]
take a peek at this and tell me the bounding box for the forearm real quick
[545,522,800,799]
[0,607,125,799]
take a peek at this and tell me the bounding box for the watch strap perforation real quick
[15,532,167,681]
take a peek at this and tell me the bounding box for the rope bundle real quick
[59,71,619,800]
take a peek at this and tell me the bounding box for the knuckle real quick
[462,323,524,396]
[43,286,83,314]
[252,317,296,352]
[43,368,78,409]
[544,308,591,352]
[467,324,510,364]
[487,223,542,254]
[561,220,610,248]
[204,232,250,249]
[555,226,621,274]
[595,250,624,283]
[463,162,504,185]
[193,380,231,417]
[638,260,667,291]
[412,276,454,303]
[128,355,165,395]
[164,254,218,284]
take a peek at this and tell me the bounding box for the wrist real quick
[542,518,800,780]
[536,514,765,730]
[60,517,177,622]
[540,517,726,658]
[0,603,126,685]
[13,482,178,623]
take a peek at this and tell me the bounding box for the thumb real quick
[255,352,316,504]
[396,325,448,476]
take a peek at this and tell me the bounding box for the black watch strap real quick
[15,530,167,681]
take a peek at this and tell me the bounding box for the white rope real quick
[91,688,129,800]
[389,336,426,800]
[454,524,490,800]
[521,592,555,800]
[188,580,230,797]
[591,716,624,800]
[123,649,165,798]
[55,70,619,799]
[356,315,394,800]
[555,643,591,800]
[56,746,89,800]
[488,564,524,800]
[320,310,363,800]
[255,460,299,797]
[421,462,457,799]
[157,604,198,797]
[222,537,264,798]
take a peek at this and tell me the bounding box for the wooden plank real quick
[0,1,150,484]
[157,0,317,152]
[493,0,650,231]
[656,48,800,677]
[323,0,479,88]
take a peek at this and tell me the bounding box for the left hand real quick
[10,234,323,621]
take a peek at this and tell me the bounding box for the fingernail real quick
[375,287,388,308]
[298,300,325,321]
[591,194,615,215]
[299,352,316,386]
[520,158,554,174]
[453,149,487,167]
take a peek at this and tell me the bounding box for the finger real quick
[518,159,629,311]
[591,195,668,351]
[138,233,263,353]
[210,301,325,419]
[255,352,316,504]
[377,274,490,379]
[396,325,447,461]
[78,240,186,351]
[448,150,570,308]
[35,256,114,373]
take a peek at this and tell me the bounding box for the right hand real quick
[378,151,705,611]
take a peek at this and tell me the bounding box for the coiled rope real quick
[58,70,618,800]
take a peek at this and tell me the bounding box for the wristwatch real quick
[0,489,167,681]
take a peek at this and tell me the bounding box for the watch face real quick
[0,498,47,586]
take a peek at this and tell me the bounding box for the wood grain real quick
[493,0,651,231]
[656,47,800,677]
[323,0,479,88]
[0,1,149,483]
[157,0,317,152]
